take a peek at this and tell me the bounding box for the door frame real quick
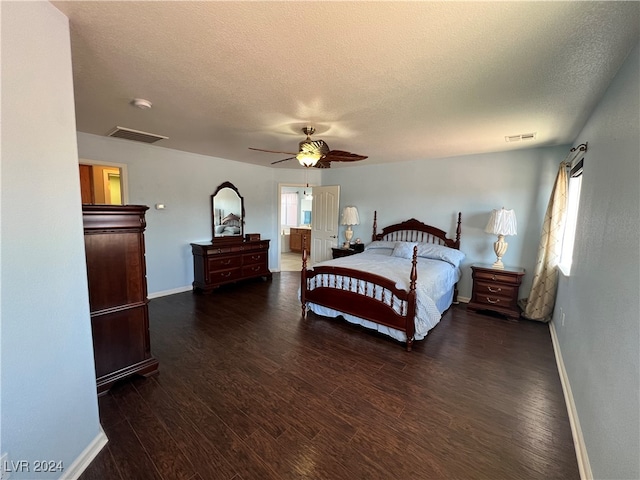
[79,158,130,205]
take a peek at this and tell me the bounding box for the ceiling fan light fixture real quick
[296,151,321,168]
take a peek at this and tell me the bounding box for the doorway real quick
[79,159,129,205]
[279,184,313,272]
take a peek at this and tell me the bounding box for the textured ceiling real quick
[52,1,639,168]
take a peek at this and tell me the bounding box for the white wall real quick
[76,133,321,295]
[322,146,566,299]
[553,42,639,480]
[1,2,103,477]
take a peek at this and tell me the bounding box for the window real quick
[281,192,298,228]
[559,158,583,275]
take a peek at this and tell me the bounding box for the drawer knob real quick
[491,274,497,281]
[486,297,500,304]
[487,286,502,293]
[221,271,231,278]
[221,259,231,265]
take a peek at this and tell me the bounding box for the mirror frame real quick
[211,181,245,244]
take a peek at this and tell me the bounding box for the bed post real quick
[301,248,308,319]
[405,245,418,352]
[372,210,378,241]
[452,212,462,304]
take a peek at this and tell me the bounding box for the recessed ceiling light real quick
[131,98,152,109]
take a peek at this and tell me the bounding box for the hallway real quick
[280,251,303,272]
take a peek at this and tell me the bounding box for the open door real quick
[310,185,340,264]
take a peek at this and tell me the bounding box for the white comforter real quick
[305,250,460,342]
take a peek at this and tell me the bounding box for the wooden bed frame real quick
[301,212,462,351]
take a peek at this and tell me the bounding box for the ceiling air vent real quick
[108,126,168,144]
[505,132,537,143]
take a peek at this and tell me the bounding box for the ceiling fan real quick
[249,126,368,168]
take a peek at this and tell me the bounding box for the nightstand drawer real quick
[473,292,517,309]
[475,280,517,299]
[473,269,522,285]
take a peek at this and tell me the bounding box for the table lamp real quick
[485,208,517,269]
[341,206,359,247]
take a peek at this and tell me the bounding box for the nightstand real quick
[331,247,360,259]
[467,264,525,320]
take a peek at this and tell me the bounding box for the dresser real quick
[191,240,272,293]
[467,264,525,320]
[83,205,159,395]
[289,227,311,254]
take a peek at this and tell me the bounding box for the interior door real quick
[310,185,340,264]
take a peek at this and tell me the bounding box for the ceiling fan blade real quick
[314,160,331,168]
[271,156,296,165]
[249,147,298,155]
[324,150,368,162]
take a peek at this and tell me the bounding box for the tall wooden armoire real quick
[82,205,159,395]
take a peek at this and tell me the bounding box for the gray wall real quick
[322,146,566,299]
[77,133,321,294]
[1,2,102,476]
[78,132,565,299]
[553,42,639,480]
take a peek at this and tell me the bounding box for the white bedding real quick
[305,249,461,342]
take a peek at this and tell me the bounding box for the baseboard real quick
[60,426,108,479]
[148,285,192,299]
[457,296,470,303]
[549,321,593,480]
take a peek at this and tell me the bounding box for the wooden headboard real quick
[371,211,462,250]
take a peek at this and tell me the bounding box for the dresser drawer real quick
[242,263,269,277]
[473,269,522,285]
[207,255,241,271]
[209,267,242,282]
[242,251,267,266]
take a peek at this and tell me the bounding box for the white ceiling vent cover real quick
[505,132,537,143]
[108,126,168,144]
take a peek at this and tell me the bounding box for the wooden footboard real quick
[301,246,418,351]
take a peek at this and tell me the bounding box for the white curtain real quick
[520,148,581,322]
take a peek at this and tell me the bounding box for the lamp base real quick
[492,235,508,269]
[344,226,354,244]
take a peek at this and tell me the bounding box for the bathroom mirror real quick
[211,181,244,243]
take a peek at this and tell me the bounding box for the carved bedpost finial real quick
[372,210,378,241]
[455,212,462,247]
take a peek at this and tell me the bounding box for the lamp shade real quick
[485,208,517,236]
[341,206,359,226]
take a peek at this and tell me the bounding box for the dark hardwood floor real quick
[80,272,579,480]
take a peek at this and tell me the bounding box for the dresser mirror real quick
[211,181,244,243]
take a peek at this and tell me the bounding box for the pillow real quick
[416,243,466,268]
[214,225,226,234]
[365,241,397,251]
[391,242,418,259]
